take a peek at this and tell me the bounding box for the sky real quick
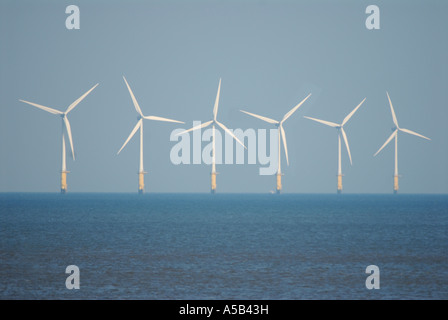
[0,0,447,193]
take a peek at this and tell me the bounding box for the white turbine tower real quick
[118,76,184,194]
[240,93,312,193]
[304,98,366,193]
[374,92,430,193]
[177,78,246,193]
[19,83,99,193]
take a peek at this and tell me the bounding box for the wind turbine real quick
[19,83,99,193]
[304,98,366,193]
[118,76,184,194]
[374,92,430,193]
[177,78,246,193]
[240,93,312,193]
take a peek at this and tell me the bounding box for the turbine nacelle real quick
[117,76,184,156]
[303,97,366,167]
[374,92,430,158]
[176,78,247,150]
[241,93,312,168]
[19,83,99,163]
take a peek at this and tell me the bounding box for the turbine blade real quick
[216,121,247,149]
[240,110,279,124]
[123,76,144,117]
[19,100,63,115]
[65,83,99,114]
[117,119,142,154]
[281,93,312,123]
[340,127,352,165]
[63,117,75,160]
[374,130,397,157]
[399,128,431,140]
[386,91,399,128]
[144,115,184,124]
[176,120,213,135]
[342,97,366,126]
[280,125,289,166]
[303,116,339,128]
[213,78,221,121]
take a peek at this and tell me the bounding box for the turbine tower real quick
[240,93,312,193]
[118,76,184,194]
[177,78,246,193]
[19,83,99,193]
[374,92,430,193]
[304,98,366,193]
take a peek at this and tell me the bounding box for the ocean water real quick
[0,193,447,300]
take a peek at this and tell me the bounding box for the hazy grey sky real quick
[0,0,447,193]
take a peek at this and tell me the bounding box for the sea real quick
[0,193,447,300]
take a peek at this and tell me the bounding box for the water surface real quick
[0,193,447,299]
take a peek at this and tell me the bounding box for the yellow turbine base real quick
[211,172,217,193]
[211,173,217,190]
[61,171,67,193]
[394,175,399,193]
[276,173,282,194]
[337,174,343,193]
[138,172,145,194]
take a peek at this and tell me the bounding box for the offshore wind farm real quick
[1,2,442,195]
[0,0,447,303]
[13,85,431,195]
